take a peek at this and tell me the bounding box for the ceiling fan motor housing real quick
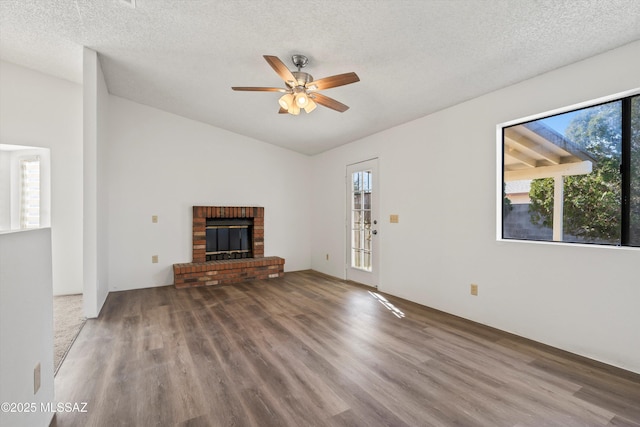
[292,71,313,87]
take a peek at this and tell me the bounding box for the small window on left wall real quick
[0,144,50,232]
[20,157,40,229]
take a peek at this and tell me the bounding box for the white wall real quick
[82,48,110,318]
[106,96,312,291]
[0,228,55,427]
[97,54,110,314]
[311,40,640,374]
[0,61,83,296]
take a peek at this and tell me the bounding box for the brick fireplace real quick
[192,206,264,262]
[173,206,284,288]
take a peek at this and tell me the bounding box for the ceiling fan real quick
[232,54,360,115]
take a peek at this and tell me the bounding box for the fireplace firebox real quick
[206,218,252,260]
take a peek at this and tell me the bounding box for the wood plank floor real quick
[53,270,640,427]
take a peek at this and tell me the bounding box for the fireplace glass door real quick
[205,218,252,260]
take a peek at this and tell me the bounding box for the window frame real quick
[497,88,640,247]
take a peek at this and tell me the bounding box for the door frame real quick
[346,158,379,288]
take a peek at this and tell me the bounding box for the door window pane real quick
[364,230,372,251]
[363,210,371,226]
[353,230,362,250]
[353,192,362,210]
[353,250,362,268]
[353,210,362,226]
[364,171,371,191]
[363,251,371,270]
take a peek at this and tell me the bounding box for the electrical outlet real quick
[152,215,158,223]
[34,363,41,394]
[152,255,158,263]
[470,284,478,296]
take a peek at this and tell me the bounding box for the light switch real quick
[390,214,399,223]
[152,215,158,223]
[152,255,158,263]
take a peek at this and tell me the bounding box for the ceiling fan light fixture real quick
[295,92,309,108]
[288,103,301,115]
[278,93,294,110]
[303,99,317,113]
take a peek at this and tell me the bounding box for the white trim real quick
[496,237,640,251]
[552,176,564,242]
[499,87,640,129]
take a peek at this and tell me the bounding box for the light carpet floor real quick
[53,294,85,374]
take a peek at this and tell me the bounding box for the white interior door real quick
[346,159,379,287]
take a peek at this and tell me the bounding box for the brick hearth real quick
[173,257,285,288]
[173,206,284,288]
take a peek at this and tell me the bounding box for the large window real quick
[502,93,640,247]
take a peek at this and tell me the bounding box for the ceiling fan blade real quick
[307,72,359,91]
[231,87,287,92]
[312,93,349,112]
[263,55,297,86]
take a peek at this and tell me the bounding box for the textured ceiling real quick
[1,1,640,155]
